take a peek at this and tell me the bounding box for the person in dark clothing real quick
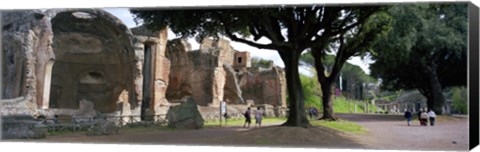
[308,107,314,119]
[243,107,251,128]
[404,109,413,126]
[312,107,318,118]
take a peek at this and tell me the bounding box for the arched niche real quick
[47,9,135,113]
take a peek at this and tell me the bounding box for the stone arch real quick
[46,9,136,113]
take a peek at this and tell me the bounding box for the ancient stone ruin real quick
[1,9,287,137]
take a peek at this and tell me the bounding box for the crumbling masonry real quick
[1,9,286,121]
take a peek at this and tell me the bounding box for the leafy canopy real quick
[370,3,467,91]
[131,6,382,51]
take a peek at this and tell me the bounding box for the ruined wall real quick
[1,10,54,115]
[166,38,285,108]
[239,67,287,108]
[46,10,136,114]
[1,9,137,116]
[166,39,243,106]
[130,26,170,116]
[223,64,244,104]
[199,38,235,66]
[2,10,285,119]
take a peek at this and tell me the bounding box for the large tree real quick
[309,10,391,120]
[370,3,468,114]
[131,5,384,126]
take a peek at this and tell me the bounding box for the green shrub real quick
[452,87,467,114]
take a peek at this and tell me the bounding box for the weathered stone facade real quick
[130,25,170,117]
[238,67,287,108]
[2,9,138,118]
[166,39,246,107]
[166,38,286,109]
[1,9,286,126]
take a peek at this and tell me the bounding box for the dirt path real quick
[22,121,364,149]
[336,113,469,151]
[11,113,469,151]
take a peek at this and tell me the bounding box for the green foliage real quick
[370,3,468,91]
[331,96,351,113]
[300,74,322,109]
[370,3,467,113]
[251,57,273,69]
[299,75,380,114]
[451,87,467,114]
[310,120,368,135]
[343,63,376,83]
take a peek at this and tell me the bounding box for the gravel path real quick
[336,113,469,151]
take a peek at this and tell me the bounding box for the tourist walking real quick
[428,109,437,126]
[308,107,314,119]
[312,107,318,118]
[404,109,413,126]
[255,107,263,127]
[420,110,429,126]
[243,107,251,128]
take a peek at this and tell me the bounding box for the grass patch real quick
[310,119,367,135]
[331,96,383,113]
[254,139,270,144]
[204,117,287,127]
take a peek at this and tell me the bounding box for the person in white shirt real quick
[427,109,437,126]
[255,107,263,127]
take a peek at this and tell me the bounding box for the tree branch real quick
[223,25,277,50]
[328,34,348,82]
[299,7,319,41]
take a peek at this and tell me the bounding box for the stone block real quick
[1,115,47,139]
[166,97,204,129]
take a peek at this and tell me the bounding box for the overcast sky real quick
[103,8,373,75]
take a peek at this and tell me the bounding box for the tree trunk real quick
[426,63,446,114]
[280,50,310,127]
[419,61,446,114]
[311,48,344,121]
[320,81,337,120]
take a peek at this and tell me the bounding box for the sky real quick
[103,8,373,75]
